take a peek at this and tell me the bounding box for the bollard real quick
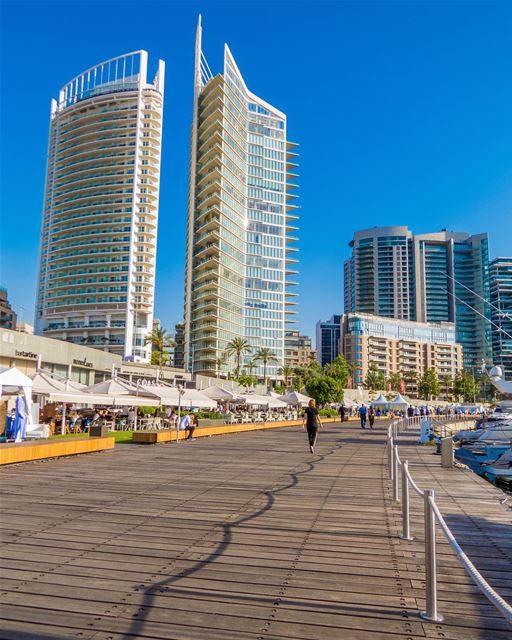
[388,437,394,481]
[441,437,454,468]
[420,489,443,622]
[401,460,413,540]
[393,445,400,502]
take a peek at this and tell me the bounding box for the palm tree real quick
[144,326,175,369]
[214,354,227,378]
[278,365,294,390]
[247,358,258,377]
[254,347,278,387]
[224,338,252,378]
[346,361,361,388]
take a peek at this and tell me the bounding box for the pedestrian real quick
[339,404,346,423]
[358,404,367,429]
[302,399,322,453]
[178,412,196,440]
[368,406,375,429]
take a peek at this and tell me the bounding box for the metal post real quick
[388,437,394,481]
[401,460,412,540]
[420,489,443,622]
[177,386,182,443]
[393,445,399,502]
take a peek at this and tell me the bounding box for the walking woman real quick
[302,399,323,453]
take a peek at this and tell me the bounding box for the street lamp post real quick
[176,384,185,443]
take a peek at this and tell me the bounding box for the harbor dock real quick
[0,420,510,639]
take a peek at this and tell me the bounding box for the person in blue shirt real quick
[178,412,196,440]
[358,404,367,429]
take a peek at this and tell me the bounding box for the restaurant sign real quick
[15,350,38,359]
[73,358,93,369]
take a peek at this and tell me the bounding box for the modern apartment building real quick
[341,313,462,396]
[284,330,316,369]
[184,18,299,377]
[344,227,492,368]
[0,287,17,330]
[173,322,185,370]
[316,315,342,366]
[35,51,165,362]
[489,257,512,380]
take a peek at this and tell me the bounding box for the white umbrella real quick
[371,393,389,408]
[278,390,312,407]
[388,393,409,409]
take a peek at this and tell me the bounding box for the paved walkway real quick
[0,421,511,639]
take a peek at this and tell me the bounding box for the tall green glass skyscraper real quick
[344,227,492,369]
[489,257,512,379]
[184,18,298,377]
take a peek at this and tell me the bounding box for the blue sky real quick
[1,1,511,339]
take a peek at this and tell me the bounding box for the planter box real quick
[89,425,109,438]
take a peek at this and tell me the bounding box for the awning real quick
[46,391,160,407]
[278,391,312,406]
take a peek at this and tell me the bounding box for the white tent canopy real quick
[0,367,35,438]
[0,367,33,397]
[241,394,287,408]
[371,393,389,407]
[85,377,156,397]
[388,393,409,409]
[278,390,312,406]
[201,386,245,402]
[47,391,160,407]
[137,384,217,409]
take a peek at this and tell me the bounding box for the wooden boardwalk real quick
[0,421,510,639]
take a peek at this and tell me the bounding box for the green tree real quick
[238,372,256,390]
[278,365,294,389]
[323,355,350,389]
[214,354,227,377]
[254,347,278,387]
[387,371,403,392]
[305,375,343,405]
[224,338,252,378]
[418,368,441,400]
[346,361,361,388]
[144,326,175,369]
[453,369,479,403]
[365,363,386,391]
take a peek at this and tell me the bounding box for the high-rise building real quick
[35,51,165,362]
[0,287,17,330]
[173,322,185,370]
[489,257,512,380]
[316,315,341,366]
[344,227,491,369]
[345,226,415,320]
[284,330,316,369]
[184,18,299,377]
[341,312,462,397]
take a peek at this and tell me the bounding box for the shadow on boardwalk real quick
[122,447,345,639]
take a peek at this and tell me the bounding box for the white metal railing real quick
[386,417,512,625]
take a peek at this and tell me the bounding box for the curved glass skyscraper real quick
[35,51,165,361]
[184,18,299,377]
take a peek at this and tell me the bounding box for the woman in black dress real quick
[302,399,322,453]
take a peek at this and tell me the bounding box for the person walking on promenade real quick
[368,406,375,429]
[359,404,367,429]
[302,399,322,453]
[339,404,346,423]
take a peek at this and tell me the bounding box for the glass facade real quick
[35,51,165,361]
[184,20,298,377]
[345,227,492,368]
[316,315,341,366]
[490,257,512,379]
